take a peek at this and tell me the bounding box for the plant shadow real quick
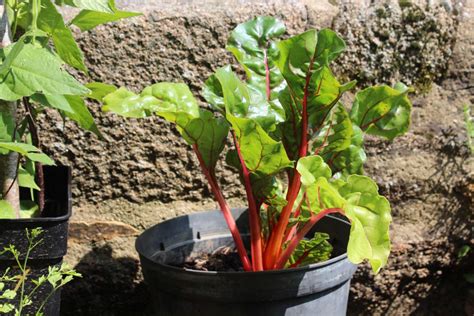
[60,244,152,316]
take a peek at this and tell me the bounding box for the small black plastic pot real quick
[0,166,71,316]
[136,209,357,316]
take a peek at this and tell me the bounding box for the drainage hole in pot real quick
[197,231,201,240]
[159,242,165,251]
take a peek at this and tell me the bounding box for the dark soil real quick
[179,246,244,272]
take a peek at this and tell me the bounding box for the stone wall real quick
[40,0,474,315]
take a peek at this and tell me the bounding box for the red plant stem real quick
[232,132,263,271]
[283,197,303,244]
[275,208,343,269]
[263,58,315,269]
[192,144,252,271]
[263,49,271,101]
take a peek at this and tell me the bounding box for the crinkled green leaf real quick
[226,16,286,101]
[178,110,229,169]
[0,303,15,313]
[288,232,333,267]
[312,103,353,156]
[0,200,15,219]
[304,177,346,213]
[71,8,141,32]
[336,175,391,273]
[0,44,89,100]
[0,142,55,165]
[325,125,366,176]
[227,113,292,175]
[350,84,412,140]
[38,0,87,72]
[296,155,331,187]
[203,66,284,131]
[102,87,160,118]
[85,82,117,101]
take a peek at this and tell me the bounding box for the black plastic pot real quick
[136,209,357,316]
[0,166,71,316]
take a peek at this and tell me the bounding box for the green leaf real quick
[102,87,159,118]
[288,232,333,267]
[18,166,40,190]
[38,0,87,72]
[337,175,392,273]
[0,200,15,219]
[71,8,141,32]
[0,303,15,313]
[0,105,14,142]
[314,29,346,66]
[312,103,353,156]
[0,44,89,100]
[304,177,346,213]
[31,94,102,137]
[325,125,366,176]
[20,200,40,218]
[142,82,200,122]
[177,110,229,169]
[227,113,292,175]
[0,142,55,165]
[204,66,284,132]
[85,82,117,101]
[226,16,286,101]
[296,155,332,187]
[60,0,114,13]
[350,84,412,140]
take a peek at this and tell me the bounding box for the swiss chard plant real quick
[0,0,139,218]
[101,17,412,272]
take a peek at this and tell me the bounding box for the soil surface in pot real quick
[178,246,244,272]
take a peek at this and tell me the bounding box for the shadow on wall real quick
[61,245,152,316]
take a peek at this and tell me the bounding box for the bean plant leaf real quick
[0,142,55,165]
[57,0,114,13]
[31,94,102,137]
[226,16,286,101]
[350,84,412,140]
[38,0,87,72]
[336,175,392,273]
[0,44,89,100]
[0,200,15,219]
[0,108,14,142]
[288,232,333,267]
[20,200,40,218]
[18,166,40,191]
[71,8,141,32]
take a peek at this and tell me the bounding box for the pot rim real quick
[136,210,352,276]
[0,206,71,224]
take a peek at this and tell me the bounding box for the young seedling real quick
[0,228,81,315]
[102,17,412,272]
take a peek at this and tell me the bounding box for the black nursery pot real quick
[0,166,71,316]
[136,209,357,316]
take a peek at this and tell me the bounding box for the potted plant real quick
[102,16,412,315]
[0,0,138,314]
